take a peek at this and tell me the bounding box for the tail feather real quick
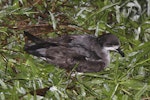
[24,31,58,57]
[24,31,44,43]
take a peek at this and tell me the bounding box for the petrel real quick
[24,31,124,72]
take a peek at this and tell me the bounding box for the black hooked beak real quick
[117,47,125,57]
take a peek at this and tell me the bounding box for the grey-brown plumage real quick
[24,31,124,72]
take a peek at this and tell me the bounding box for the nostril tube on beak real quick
[117,48,125,57]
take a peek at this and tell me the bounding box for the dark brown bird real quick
[24,31,124,73]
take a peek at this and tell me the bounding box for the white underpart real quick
[104,46,119,51]
[101,49,110,66]
[98,46,119,67]
[36,48,47,56]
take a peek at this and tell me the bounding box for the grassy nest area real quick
[0,0,150,100]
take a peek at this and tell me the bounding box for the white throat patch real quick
[104,46,119,51]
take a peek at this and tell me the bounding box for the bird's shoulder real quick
[47,34,97,45]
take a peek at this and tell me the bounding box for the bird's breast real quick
[94,47,110,67]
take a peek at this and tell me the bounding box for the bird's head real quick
[98,33,125,57]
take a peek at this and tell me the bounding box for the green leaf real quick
[134,84,148,100]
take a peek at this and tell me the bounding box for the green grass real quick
[0,0,150,100]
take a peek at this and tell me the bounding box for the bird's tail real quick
[24,31,57,57]
[24,31,45,43]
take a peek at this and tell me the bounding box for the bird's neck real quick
[95,47,110,67]
[101,49,110,66]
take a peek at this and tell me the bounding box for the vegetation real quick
[0,0,150,100]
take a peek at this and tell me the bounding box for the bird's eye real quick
[105,43,119,47]
[105,42,119,47]
[105,43,113,47]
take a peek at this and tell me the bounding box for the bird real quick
[24,31,124,73]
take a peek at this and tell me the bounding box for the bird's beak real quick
[116,47,125,57]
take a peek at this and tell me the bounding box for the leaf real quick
[134,84,148,100]
[0,79,7,89]
[49,11,57,30]
[120,79,144,90]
